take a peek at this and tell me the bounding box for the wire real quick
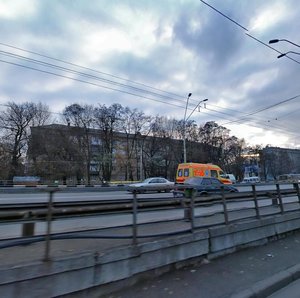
[198,0,300,138]
[0,49,189,106]
[0,41,185,100]
[199,0,248,31]
[201,106,300,138]
[1,52,300,140]
[0,34,299,140]
[0,41,289,128]
[0,58,190,110]
[219,94,300,126]
[245,33,300,65]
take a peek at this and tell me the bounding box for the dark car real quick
[173,177,238,198]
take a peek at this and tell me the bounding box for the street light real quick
[183,93,192,164]
[183,94,208,163]
[269,39,300,48]
[186,98,208,122]
[277,51,300,59]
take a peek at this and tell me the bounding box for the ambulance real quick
[175,163,232,184]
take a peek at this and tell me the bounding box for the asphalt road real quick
[0,183,293,204]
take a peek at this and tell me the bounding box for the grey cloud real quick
[1,0,300,147]
[173,8,244,68]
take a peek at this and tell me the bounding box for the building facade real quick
[28,124,185,185]
[260,146,300,181]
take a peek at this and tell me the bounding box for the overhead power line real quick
[245,33,300,65]
[0,58,189,110]
[1,48,299,138]
[0,49,189,106]
[199,0,300,137]
[0,41,290,129]
[199,0,300,65]
[0,37,299,139]
[0,42,184,100]
[199,0,248,31]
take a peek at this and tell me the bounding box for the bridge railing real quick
[0,183,300,261]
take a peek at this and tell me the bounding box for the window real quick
[178,169,183,177]
[91,137,101,145]
[150,179,159,183]
[211,170,218,178]
[184,169,189,177]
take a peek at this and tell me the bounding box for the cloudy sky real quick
[0,0,300,148]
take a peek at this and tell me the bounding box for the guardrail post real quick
[22,212,35,238]
[221,186,229,225]
[183,188,195,227]
[251,184,261,219]
[44,190,54,261]
[294,183,300,205]
[269,189,278,205]
[276,184,284,214]
[190,192,195,232]
[132,191,138,245]
[183,199,190,221]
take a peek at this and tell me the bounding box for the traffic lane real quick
[0,182,296,204]
[0,190,174,204]
[236,183,293,192]
[0,184,296,204]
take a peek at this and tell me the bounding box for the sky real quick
[0,0,300,148]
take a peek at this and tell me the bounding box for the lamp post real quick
[277,51,300,59]
[183,93,192,164]
[269,39,300,48]
[183,94,208,163]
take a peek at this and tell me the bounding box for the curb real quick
[231,263,300,297]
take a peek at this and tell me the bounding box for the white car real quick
[242,177,260,183]
[127,177,174,193]
[221,174,236,184]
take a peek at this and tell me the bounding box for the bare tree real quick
[146,116,180,179]
[119,106,151,180]
[93,103,123,182]
[28,125,84,184]
[198,121,230,164]
[0,101,50,179]
[63,103,94,184]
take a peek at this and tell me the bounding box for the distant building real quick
[241,153,260,178]
[260,146,300,181]
[27,124,185,184]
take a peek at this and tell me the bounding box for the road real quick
[0,183,292,204]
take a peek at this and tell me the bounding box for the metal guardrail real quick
[0,183,300,261]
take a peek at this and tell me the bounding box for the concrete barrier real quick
[1,213,300,297]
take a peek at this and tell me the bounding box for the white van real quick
[242,177,260,183]
[221,174,237,184]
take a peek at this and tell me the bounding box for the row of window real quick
[177,169,219,178]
